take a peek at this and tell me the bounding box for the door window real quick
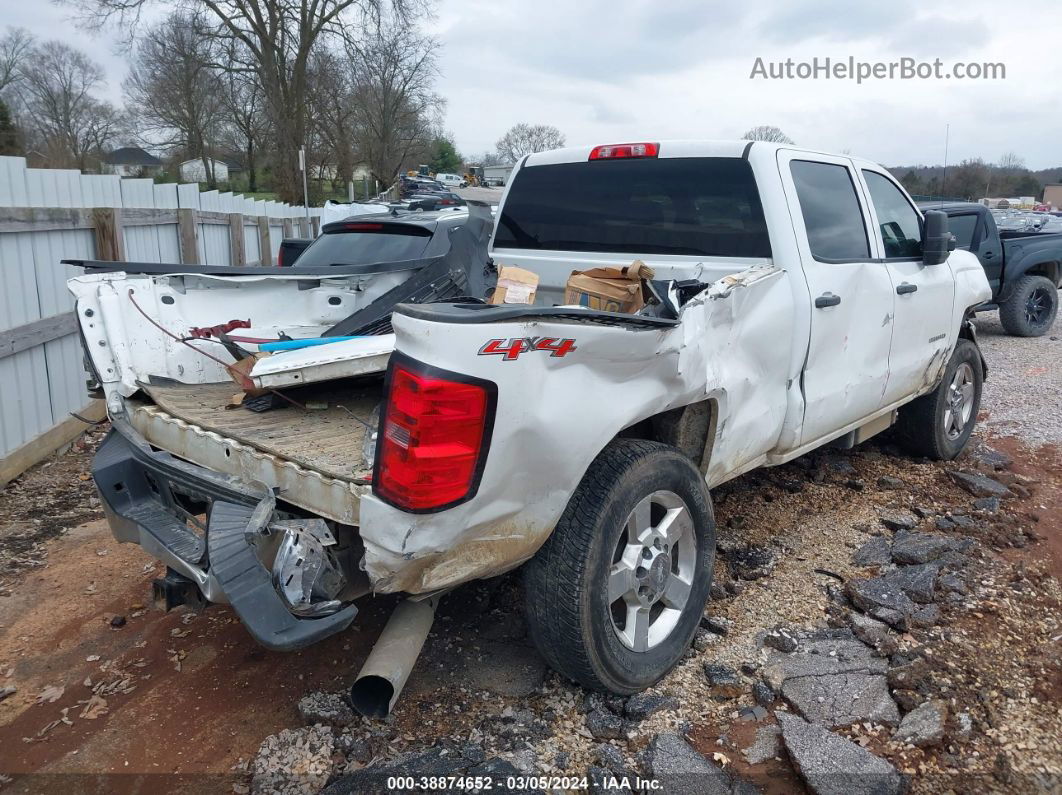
[790,161,870,261]
[947,213,979,250]
[862,171,923,258]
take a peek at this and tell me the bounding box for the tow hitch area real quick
[152,568,207,612]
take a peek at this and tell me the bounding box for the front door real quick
[777,151,895,446]
[857,169,955,405]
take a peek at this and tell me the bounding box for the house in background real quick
[178,157,230,184]
[102,147,162,177]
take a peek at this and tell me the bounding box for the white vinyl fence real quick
[0,155,322,483]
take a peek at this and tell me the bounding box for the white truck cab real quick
[68,140,990,713]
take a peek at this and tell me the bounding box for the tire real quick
[999,274,1058,337]
[893,338,983,460]
[523,439,715,693]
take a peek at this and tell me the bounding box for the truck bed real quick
[137,380,378,485]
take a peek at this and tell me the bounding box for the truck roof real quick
[521,139,883,169]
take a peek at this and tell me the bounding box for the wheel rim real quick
[608,490,696,652]
[1024,287,1052,327]
[943,362,975,441]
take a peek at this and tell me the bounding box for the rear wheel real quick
[524,440,715,693]
[999,274,1058,337]
[893,338,983,460]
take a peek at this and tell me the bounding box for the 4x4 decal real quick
[478,337,577,361]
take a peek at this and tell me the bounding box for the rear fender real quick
[358,265,795,593]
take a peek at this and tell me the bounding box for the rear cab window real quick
[494,157,771,258]
[295,222,434,266]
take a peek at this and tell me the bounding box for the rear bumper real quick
[92,423,358,650]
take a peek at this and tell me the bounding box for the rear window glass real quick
[494,157,771,257]
[295,225,432,266]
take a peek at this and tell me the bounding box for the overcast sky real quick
[7,0,1062,169]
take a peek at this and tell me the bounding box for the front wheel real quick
[999,274,1058,337]
[523,440,715,694]
[893,338,983,460]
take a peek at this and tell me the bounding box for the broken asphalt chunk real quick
[852,537,892,567]
[948,470,1010,498]
[777,712,904,795]
[646,733,734,795]
[893,699,947,747]
[890,530,973,565]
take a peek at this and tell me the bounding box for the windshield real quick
[495,157,771,257]
[295,224,433,266]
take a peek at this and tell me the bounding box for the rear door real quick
[857,169,954,405]
[777,152,895,445]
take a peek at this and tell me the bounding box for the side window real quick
[947,214,979,250]
[790,161,870,261]
[862,171,923,258]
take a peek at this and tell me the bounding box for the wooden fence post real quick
[298,217,311,238]
[258,216,273,265]
[178,208,200,264]
[311,216,321,237]
[92,208,125,261]
[228,213,246,266]
[282,218,294,240]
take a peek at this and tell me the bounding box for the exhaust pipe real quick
[350,596,438,718]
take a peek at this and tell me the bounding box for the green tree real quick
[0,97,18,155]
[898,169,923,196]
[428,136,461,173]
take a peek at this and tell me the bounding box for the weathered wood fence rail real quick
[0,155,321,484]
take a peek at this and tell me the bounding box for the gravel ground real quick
[976,305,1062,446]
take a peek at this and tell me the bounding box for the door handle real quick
[983,252,994,259]
[896,283,918,295]
[814,293,841,308]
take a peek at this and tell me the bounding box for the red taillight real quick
[588,142,659,160]
[344,222,384,230]
[373,359,495,512]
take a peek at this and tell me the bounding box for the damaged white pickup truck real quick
[66,140,991,717]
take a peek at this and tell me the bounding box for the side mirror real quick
[922,210,955,266]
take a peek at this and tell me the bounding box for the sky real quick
[5,0,1062,170]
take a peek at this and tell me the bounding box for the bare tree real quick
[494,123,564,163]
[348,18,442,187]
[218,48,269,193]
[741,125,794,144]
[17,40,119,169]
[74,0,410,204]
[124,13,225,186]
[997,152,1025,173]
[0,27,33,93]
[308,49,359,192]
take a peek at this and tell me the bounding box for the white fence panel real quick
[0,160,315,466]
[153,183,181,262]
[0,156,29,206]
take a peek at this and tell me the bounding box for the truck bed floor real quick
[138,381,378,484]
